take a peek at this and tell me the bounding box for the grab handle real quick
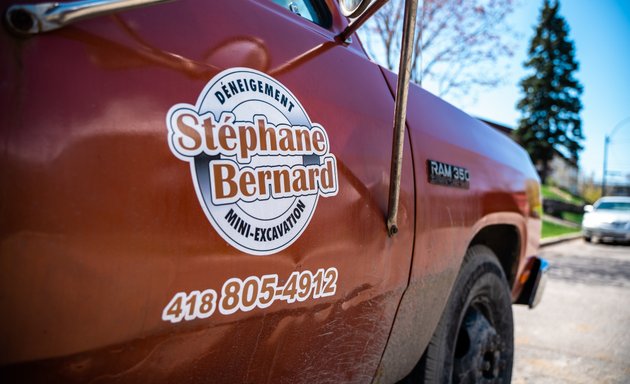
[6,0,172,35]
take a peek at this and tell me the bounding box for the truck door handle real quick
[6,0,173,35]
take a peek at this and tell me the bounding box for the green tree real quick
[513,0,583,183]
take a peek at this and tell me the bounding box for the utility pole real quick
[602,135,609,196]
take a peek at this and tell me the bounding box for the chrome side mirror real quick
[339,0,374,18]
[336,0,386,44]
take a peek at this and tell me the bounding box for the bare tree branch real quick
[358,0,516,97]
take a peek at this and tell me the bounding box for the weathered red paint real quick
[0,1,541,383]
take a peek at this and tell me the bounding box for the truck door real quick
[0,0,415,382]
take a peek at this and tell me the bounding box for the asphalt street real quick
[512,239,630,384]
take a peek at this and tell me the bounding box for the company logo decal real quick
[167,68,338,255]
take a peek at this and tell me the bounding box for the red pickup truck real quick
[0,0,546,383]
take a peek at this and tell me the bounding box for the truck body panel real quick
[375,70,541,383]
[0,0,542,382]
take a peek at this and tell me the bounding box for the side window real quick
[271,0,332,28]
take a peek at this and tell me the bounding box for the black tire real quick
[584,236,592,243]
[407,245,514,383]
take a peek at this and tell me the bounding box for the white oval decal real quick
[166,68,338,255]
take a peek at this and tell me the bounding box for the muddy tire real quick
[408,245,514,383]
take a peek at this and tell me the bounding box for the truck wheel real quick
[410,245,513,383]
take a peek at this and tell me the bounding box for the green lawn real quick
[541,184,585,205]
[560,211,584,225]
[542,219,581,238]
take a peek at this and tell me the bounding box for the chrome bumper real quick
[516,257,549,308]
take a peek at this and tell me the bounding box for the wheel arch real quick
[469,224,521,288]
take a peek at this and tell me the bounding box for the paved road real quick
[513,239,630,384]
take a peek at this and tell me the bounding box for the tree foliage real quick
[513,0,583,183]
[579,174,602,204]
[358,0,516,97]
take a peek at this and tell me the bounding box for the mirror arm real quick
[386,0,418,236]
[336,0,388,44]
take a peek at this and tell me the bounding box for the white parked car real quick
[582,196,630,243]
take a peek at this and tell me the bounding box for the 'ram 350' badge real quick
[427,159,470,189]
[166,68,338,255]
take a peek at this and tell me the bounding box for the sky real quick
[441,0,630,186]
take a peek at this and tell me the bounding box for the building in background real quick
[479,118,579,194]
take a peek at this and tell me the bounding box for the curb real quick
[540,232,582,247]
